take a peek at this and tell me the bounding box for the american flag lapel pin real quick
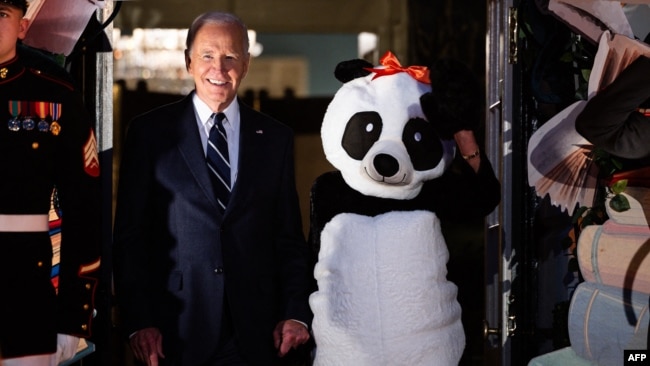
[256,129,263,134]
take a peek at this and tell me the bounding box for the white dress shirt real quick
[192,93,240,187]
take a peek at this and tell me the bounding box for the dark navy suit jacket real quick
[113,93,313,365]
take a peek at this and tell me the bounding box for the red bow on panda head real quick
[364,51,431,84]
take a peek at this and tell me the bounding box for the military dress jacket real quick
[0,53,101,358]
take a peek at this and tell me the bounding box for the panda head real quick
[321,53,456,200]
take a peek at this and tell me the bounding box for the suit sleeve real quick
[575,55,650,159]
[54,89,102,338]
[112,117,157,337]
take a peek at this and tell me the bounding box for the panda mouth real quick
[364,167,407,185]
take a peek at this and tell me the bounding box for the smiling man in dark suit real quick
[112,11,313,366]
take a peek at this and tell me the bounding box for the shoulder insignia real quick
[0,66,25,84]
[83,129,100,177]
[29,68,74,91]
[79,258,101,275]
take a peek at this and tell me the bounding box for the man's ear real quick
[18,18,29,40]
[241,52,250,79]
[184,49,191,71]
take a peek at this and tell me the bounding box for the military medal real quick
[38,120,49,132]
[7,100,21,131]
[50,121,61,136]
[7,118,20,131]
[22,116,35,130]
[19,101,37,130]
[49,103,62,136]
[33,102,49,132]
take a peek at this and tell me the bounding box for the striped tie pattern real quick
[206,113,230,211]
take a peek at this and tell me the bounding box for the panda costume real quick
[308,52,501,366]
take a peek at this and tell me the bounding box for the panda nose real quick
[373,154,399,177]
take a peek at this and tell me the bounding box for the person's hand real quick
[56,333,80,364]
[130,327,165,366]
[273,319,310,357]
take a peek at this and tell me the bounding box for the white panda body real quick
[310,210,465,366]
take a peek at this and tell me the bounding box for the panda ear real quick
[334,59,374,83]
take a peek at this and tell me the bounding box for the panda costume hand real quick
[420,58,481,139]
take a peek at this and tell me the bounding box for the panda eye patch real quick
[403,117,443,171]
[342,111,383,160]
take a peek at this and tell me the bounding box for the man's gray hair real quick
[185,11,250,54]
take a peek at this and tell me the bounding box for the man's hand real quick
[56,333,80,364]
[130,327,165,366]
[273,319,310,357]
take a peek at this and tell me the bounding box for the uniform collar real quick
[0,55,25,83]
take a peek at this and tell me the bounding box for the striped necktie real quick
[206,112,230,212]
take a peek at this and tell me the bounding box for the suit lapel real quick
[175,95,221,211]
[230,104,264,204]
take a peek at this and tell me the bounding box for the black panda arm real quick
[309,172,346,257]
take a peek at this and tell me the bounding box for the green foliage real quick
[569,35,594,101]
[607,179,631,212]
[609,194,631,212]
[610,179,627,195]
[592,148,624,176]
[571,201,607,229]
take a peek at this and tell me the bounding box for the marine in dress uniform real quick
[0,0,102,361]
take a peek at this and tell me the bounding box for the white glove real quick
[56,334,80,364]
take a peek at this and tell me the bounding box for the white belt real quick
[0,214,50,232]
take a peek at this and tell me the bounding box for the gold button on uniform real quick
[85,283,91,290]
[32,142,39,149]
[81,324,87,331]
[37,261,43,267]
[83,304,89,310]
